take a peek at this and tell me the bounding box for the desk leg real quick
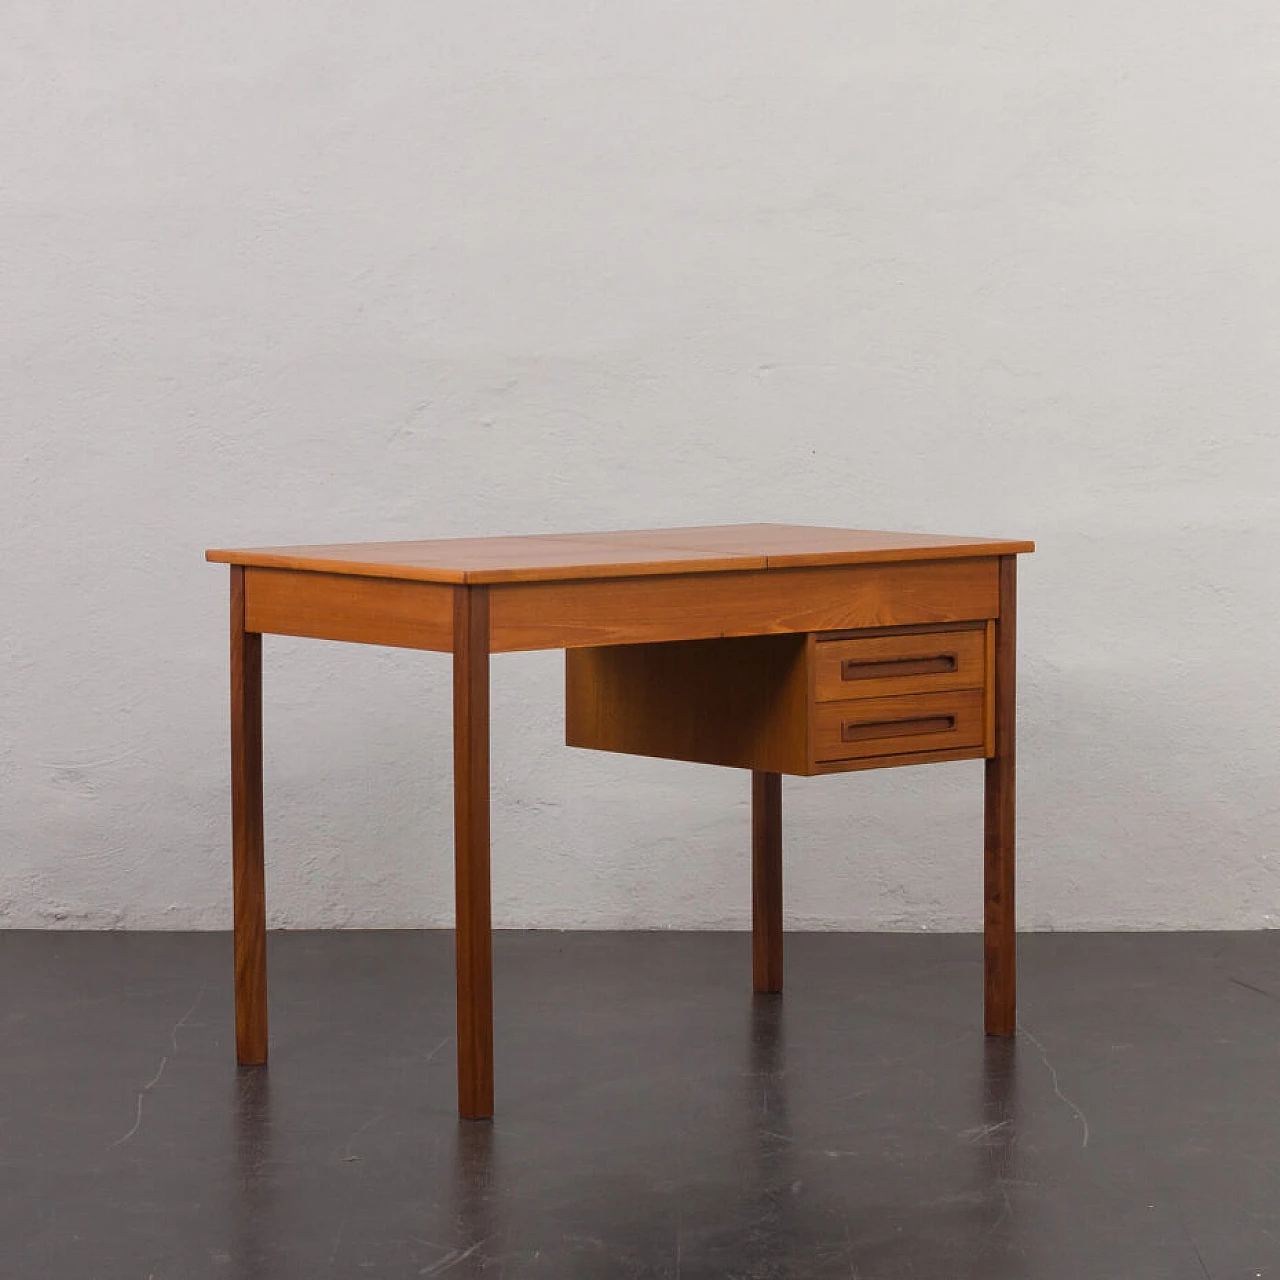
[984,556,1017,1036]
[230,566,268,1064]
[453,585,494,1119]
[752,771,783,993]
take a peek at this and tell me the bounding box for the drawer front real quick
[814,689,985,762]
[814,627,985,702]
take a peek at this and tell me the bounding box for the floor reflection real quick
[738,993,801,1269]
[966,1033,1026,1279]
[220,984,1033,1276]
[231,1066,273,1279]
[448,1120,498,1277]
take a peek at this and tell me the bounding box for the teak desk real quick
[207,524,1033,1119]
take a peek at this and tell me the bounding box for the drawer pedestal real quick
[566,621,994,776]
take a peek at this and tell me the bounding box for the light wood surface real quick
[207,524,1035,585]
[492,559,999,652]
[984,620,997,756]
[566,634,809,773]
[752,772,784,994]
[813,690,985,763]
[809,745,986,775]
[984,557,1018,1036]
[230,566,267,1065]
[453,586,494,1119]
[568,625,990,776]
[813,625,985,702]
[245,568,454,652]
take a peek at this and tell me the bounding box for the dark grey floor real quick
[2,930,1278,1278]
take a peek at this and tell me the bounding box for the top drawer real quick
[814,625,986,701]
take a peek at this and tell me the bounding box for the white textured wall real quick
[3,2,1278,931]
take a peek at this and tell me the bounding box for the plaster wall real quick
[3,2,1278,930]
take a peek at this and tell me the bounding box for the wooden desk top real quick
[207,524,1033,586]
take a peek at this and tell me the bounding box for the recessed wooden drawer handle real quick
[841,653,958,681]
[841,714,956,743]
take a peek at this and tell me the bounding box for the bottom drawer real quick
[814,689,985,763]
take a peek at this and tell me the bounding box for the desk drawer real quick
[814,689,985,762]
[814,627,985,702]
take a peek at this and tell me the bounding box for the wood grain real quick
[230,566,267,1065]
[813,690,985,763]
[216,534,763,584]
[453,585,494,1119]
[984,557,1017,1036]
[207,524,1035,586]
[245,567,453,651]
[984,620,996,757]
[752,771,784,994]
[809,745,987,775]
[494,559,999,652]
[568,620,992,777]
[766,620,989,642]
[566,635,809,773]
[813,628,985,701]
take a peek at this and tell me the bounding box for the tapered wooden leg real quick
[453,585,494,1119]
[752,770,783,994]
[230,566,268,1064]
[984,557,1017,1036]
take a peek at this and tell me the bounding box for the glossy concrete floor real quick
[2,930,1278,1278]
